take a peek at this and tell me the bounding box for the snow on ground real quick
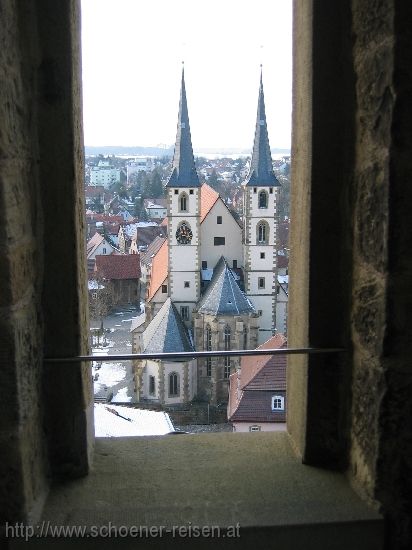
[111,387,132,403]
[94,404,174,437]
[93,362,127,394]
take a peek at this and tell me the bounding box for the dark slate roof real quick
[196,257,255,315]
[228,389,286,423]
[245,71,280,187]
[166,68,200,188]
[142,298,194,354]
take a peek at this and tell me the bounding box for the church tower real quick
[243,70,281,344]
[166,67,201,325]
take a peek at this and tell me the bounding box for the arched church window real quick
[224,325,231,373]
[179,192,188,212]
[205,324,212,377]
[168,372,180,397]
[258,190,268,208]
[243,326,248,349]
[257,221,269,244]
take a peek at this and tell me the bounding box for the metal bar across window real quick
[44,347,346,363]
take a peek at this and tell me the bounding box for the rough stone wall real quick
[350,1,412,547]
[288,0,356,467]
[289,0,412,547]
[350,0,394,501]
[37,0,92,479]
[0,0,92,523]
[0,0,48,524]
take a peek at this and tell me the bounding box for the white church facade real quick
[133,68,281,405]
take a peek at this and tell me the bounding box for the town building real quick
[144,199,168,220]
[90,159,121,187]
[133,68,280,405]
[227,334,287,432]
[126,157,154,184]
[94,253,141,307]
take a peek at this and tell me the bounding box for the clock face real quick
[176,223,193,244]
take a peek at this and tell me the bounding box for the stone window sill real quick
[39,432,382,549]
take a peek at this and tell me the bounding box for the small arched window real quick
[224,325,231,371]
[243,326,248,350]
[257,221,269,244]
[179,192,188,212]
[168,372,179,397]
[258,190,268,208]
[205,324,212,377]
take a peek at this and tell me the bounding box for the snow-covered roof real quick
[130,312,146,332]
[94,404,175,437]
[88,280,105,290]
[278,275,289,284]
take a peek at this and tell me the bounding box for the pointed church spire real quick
[245,68,280,187]
[166,65,200,187]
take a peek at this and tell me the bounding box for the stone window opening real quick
[4,2,402,544]
[224,325,231,376]
[149,375,155,396]
[258,190,268,208]
[205,324,212,377]
[257,221,269,244]
[179,192,188,212]
[168,372,179,397]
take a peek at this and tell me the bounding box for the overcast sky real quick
[81,0,292,150]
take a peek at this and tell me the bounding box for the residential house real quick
[86,232,116,273]
[95,254,141,307]
[144,199,167,220]
[90,159,121,187]
[228,334,287,432]
[84,185,110,211]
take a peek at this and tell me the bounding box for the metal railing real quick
[44,347,346,363]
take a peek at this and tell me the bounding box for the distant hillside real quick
[85,145,290,158]
[85,145,174,157]
[195,147,291,156]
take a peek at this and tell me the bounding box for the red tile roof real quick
[147,240,168,301]
[228,334,287,423]
[240,333,287,390]
[160,217,168,227]
[95,254,141,280]
[200,183,219,223]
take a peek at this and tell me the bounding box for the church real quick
[133,68,281,405]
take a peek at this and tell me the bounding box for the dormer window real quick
[272,395,285,411]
